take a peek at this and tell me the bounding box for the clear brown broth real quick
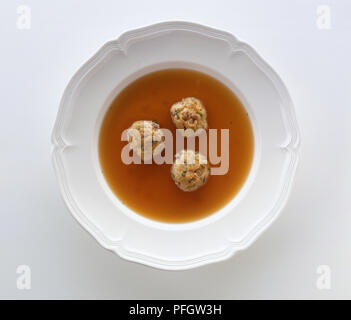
[99,68,254,223]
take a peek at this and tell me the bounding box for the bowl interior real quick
[93,61,260,230]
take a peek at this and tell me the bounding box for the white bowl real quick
[52,22,300,270]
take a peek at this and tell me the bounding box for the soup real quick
[99,68,254,223]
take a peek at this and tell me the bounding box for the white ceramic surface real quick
[52,21,300,270]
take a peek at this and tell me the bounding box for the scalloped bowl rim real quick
[51,21,300,270]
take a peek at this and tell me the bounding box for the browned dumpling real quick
[127,120,163,160]
[171,150,210,192]
[170,97,208,132]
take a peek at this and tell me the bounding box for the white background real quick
[0,0,350,299]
